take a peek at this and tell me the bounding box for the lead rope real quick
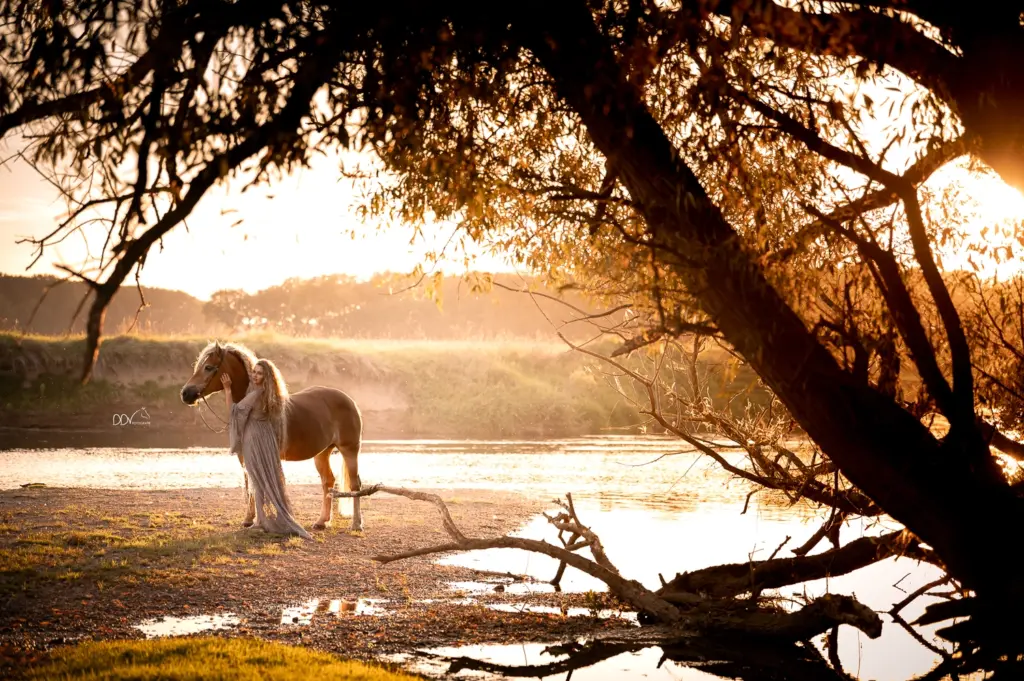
[198,393,229,434]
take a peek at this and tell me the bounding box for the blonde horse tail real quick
[338,452,353,518]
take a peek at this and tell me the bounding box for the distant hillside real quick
[0,272,616,341]
[0,274,217,336]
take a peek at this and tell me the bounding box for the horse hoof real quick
[350,523,363,532]
[242,521,254,528]
[312,522,327,531]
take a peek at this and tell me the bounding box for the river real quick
[0,436,956,680]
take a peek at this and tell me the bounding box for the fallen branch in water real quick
[331,486,885,641]
[657,529,935,600]
[332,484,681,623]
[693,594,881,641]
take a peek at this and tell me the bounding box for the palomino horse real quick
[180,341,364,531]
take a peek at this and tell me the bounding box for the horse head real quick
[180,341,250,405]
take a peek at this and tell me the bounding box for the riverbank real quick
[0,331,770,447]
[0,485,635,678]
[1,333,670,446]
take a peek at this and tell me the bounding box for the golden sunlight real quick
[930,160,1024,278]
[4,128,1024,300]
[0,142,514,300]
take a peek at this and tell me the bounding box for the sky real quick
[0,140,515,301]
[3,131,1024,302]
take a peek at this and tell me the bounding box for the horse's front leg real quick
[239,452,256,527]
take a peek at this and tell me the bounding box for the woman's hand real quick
[221,373,233,407]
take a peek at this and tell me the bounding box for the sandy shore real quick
[0,484,636,676]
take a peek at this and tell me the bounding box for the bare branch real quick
[331,485,682,623]
[764,138,966,265]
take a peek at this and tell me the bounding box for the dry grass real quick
[21,637,420,680]
[0,503,316,596]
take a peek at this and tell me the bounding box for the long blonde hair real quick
[253,358,289,448]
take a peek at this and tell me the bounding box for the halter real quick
[196,347,231,434]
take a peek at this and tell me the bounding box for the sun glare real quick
[930,161,1024,278]
[0,142,516,300]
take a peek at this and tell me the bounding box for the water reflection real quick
[390,643,729,681]
[133,613,240,638]
[280,598,386,624]
[393,635,1008,681]
[440,503,952,681]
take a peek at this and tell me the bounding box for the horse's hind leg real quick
[239,453,255,527]
[341,445,362,532]
[312,449,336,530]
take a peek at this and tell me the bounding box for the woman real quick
[222,358,312,540]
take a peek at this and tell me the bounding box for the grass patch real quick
[0,507,304,596]
[23,637,419,680]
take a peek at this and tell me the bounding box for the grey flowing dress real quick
[230,386,312,539]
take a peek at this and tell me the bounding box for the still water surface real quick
[0,437,955,680]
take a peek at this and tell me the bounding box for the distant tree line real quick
[0,272,609,341]
[201,272,610,340]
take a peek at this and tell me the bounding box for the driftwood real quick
[792,508,845,556]
[333,484,682,624]
[332,485,886,642]
[692,594,881,641]
[657,529,930,600]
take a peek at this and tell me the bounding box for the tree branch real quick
[763,138,966,265]
[702,1,959,97]
[803,204,956,419]
[77,40,341,382]
[331,485,682,623]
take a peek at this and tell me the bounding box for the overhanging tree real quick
[4,0,1024,663]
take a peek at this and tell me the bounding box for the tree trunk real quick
[510,1,1024,602]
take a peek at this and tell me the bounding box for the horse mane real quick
[195,340,257,379]
[197,340,288,447]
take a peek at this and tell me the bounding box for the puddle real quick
[410,595,636,623]
[437,505,832,595]
[280,598,386,624]
[437,505,957,681]
[134,613,241,638]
